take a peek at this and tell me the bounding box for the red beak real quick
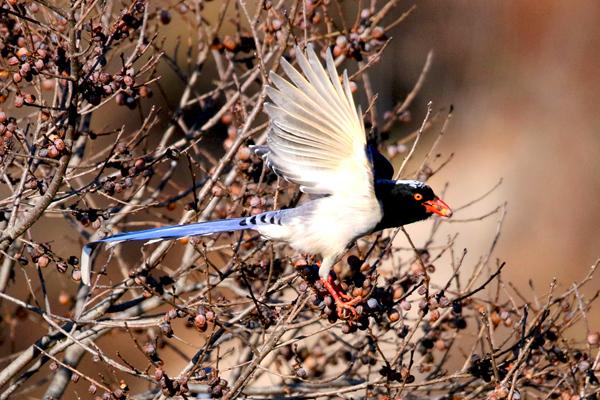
[423,198,453,218]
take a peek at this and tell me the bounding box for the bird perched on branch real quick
[81,45,452,317]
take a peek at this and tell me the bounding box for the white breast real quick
[257,195,381,259]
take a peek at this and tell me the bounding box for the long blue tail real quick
[81,217,251,285]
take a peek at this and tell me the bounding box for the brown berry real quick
[194,314,207,330]
[53,138,65,151]
[205,310,215,322]
[48,145,59,158]
[37,255,50,268]
[223,137,234,150]
[393,286,404,301]
[13,95,23,108]
[56,262,68,273]
[388,310,400,322]
[236,146,251,161]
[490,311,502,328]
[58,290,72,306]
[222,36,238,52]
[372,26,385,40]
[220,112,233,125]
[123,75,134,87]
[435,339,446,351]
[587,332,600,346]
[138,85,151,98]
[411,261,425,275]
[16,47,30,58]
[71,269,81,281]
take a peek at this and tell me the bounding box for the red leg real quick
[325,274,354,301]
[321,275,362,319]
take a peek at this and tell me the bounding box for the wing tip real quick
[294,44,309,66]
[268,69,278,82]
[306,43,318,60]
[325,46,334,65]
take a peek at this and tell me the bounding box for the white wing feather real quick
[262,45,374,198]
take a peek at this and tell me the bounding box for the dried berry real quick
[71,269,82,281]
[16,48,29,60]
[194,314,207,330]
[14,96,24,108]
[159,10,171,24]
[295,367,307,378]
[48,146,59,158]
[222,36,238,52]
[37,255,50,268]
[587,332,600,346]
[56,262,68,273]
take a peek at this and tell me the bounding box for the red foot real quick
[321,275,363,319]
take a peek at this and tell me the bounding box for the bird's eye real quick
[414,193,423,201]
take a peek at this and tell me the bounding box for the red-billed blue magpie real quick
[81,45,452,315]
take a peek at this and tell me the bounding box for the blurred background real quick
[97,0,600,291]
[31,0,600,342]
[4,1,600,396]
[373,0,600,323]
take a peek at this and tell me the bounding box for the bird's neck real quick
[372,180,424,231]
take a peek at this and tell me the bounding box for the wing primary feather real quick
[269,72,348,134]
[263,104,345,148]
[325,49,353,115]
[342,70,355,118]
[306,46,349,118]
[296,47,350,128]
[260,45,373,198]
[265,87,349,144]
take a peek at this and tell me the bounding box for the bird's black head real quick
[373,179,453,231]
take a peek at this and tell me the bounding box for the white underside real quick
[257,194,381,278]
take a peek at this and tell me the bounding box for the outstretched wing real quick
[262,45,374,199]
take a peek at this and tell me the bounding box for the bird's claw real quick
[336,290,355,302]
[335,296,363,319]
[321,275,363,320]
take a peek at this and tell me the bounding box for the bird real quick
[81,45,452,317]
